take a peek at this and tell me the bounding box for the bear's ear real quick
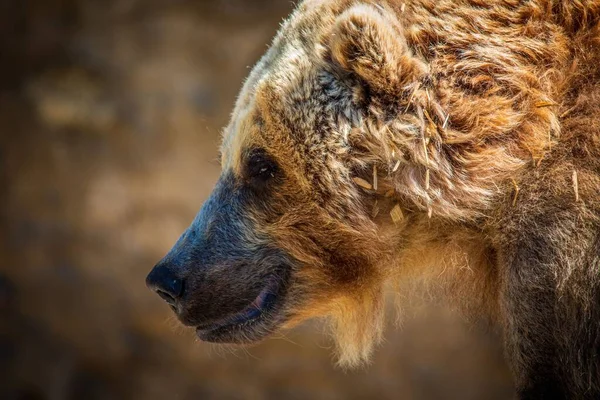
[330,5,426,96]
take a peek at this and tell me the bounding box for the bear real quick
[146,0,600,398]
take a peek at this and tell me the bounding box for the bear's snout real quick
[144,172,297,342]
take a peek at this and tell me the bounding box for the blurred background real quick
[0,0,514,398]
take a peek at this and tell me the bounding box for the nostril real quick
[146,264,185,304]
[156,289,177,306]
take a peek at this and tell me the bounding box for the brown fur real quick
[149,1,600,397]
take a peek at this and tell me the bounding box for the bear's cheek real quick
[267,217,381,289]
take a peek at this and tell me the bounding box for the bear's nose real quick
[146,263,184,306]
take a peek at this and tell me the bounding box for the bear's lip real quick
[194,276,286,343]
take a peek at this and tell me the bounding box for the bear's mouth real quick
[194,276,287,343]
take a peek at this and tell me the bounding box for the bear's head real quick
[146,1,496,366]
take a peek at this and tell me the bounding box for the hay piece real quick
[425,169,430,190]
[423,109,438,137]
[372,200,380,219]
[353,177,372,190]
[511,179,520,206]
[373,165,378,191]
[560,105,577,119]
[390,204,404,224]
[442,113,450,129]
[392,160,401,172]
[572,169,579,202]
[404,82,421,112]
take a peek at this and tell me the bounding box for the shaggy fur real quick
[149,1,600,398]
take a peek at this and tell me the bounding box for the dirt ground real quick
[0,1,514,398]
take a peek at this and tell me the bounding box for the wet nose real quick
[145,263,184,306]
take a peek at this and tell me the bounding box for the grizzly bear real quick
[146,0,600,398]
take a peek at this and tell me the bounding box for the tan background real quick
[0,0,513,398]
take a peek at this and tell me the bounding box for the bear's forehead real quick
[220,3,355,175]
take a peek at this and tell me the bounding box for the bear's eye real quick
[245,148,279,184]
